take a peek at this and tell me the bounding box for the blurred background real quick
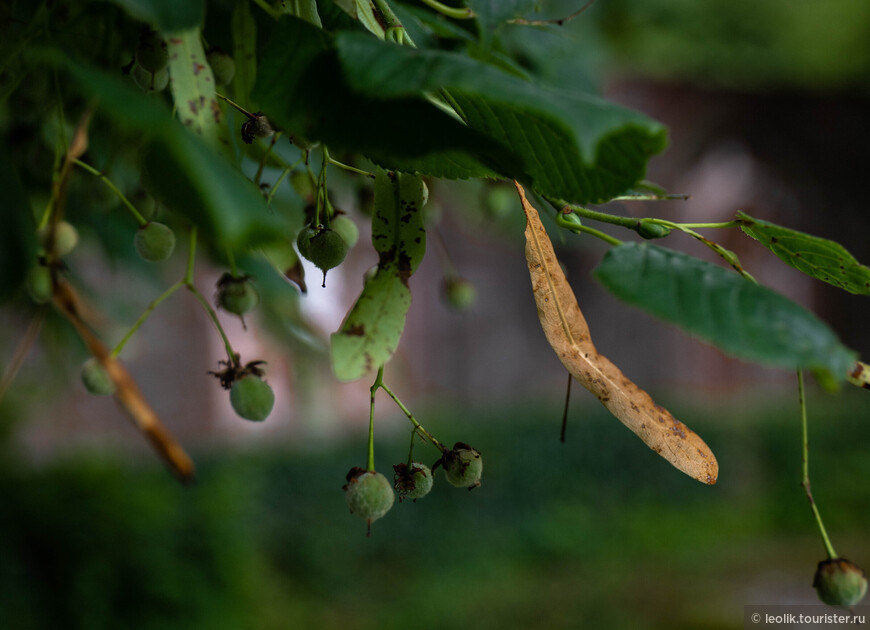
[2,0,870,628]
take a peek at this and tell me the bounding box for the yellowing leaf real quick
[516,182,718,485]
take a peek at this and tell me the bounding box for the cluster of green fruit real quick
[343,443,482,534]
[128,29,235,94]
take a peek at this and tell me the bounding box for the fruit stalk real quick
[798,370,838,559]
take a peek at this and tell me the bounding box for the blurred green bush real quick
[0,392,867,629]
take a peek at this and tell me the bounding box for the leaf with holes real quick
[738,211,870,295]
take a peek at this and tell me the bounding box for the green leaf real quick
[231,1,257,112]
[65,60,283,250]
[738,211,870,295]
[593,243,857,382]
[331,169,427,381]
[0,152,36,302]
[167,29,230,151]
[253,18,504,179]
[334,33,667,203]
[331,270,411,381]
[107,0,203,31]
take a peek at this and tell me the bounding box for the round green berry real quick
[442,443,483,489]
[442,277,476,311]
[306,228,348,272]
[206,48,235,86]
[331,216,359,249]
[26,265,53,304]
[135,31,169,73]
[38,221,79,257]
[344,468,395,529]
[295,224,317,259]
[134,222,175,262]
[393,462,434,500]
[217,274,259,316]
[132,65,169,93]
[230,375,275,422]
[814,559,868,607]
[81,358,116,396]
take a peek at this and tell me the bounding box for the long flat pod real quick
[517,182,718,485]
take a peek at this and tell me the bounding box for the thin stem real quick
[406,427,420,466]
[649,219,739,230]
[657,220,757,283]
[267,167,293,204]
[377,379,446,453]
[73,159,148,225]
[111,281,184,358]
[225,247,239,277]
[367,366,383,471]
[185,227,197,285]
[554,200,638,230]
[216,93,256,120]
[799,370,838,559]
[327,156,376,179]
[560,372,572,443]
[509,0,596,26]
[573,224,622,246]
[611,193,691,202]
[185,282,236,362]
[254,132,282,185]
[417,0,474,19]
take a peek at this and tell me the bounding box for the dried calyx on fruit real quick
[392,462,434,501]
[241,113,275,144]
[343,467,395,535]
[209,358,275,422]
[814,558,868,607]
[434,442,483,490]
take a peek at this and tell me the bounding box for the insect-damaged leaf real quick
[167,29,231,152]
[517,183,718,485]
[738,211,870,295]
[331,169,427,381]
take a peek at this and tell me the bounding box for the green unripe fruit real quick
[26,265,53,304]
[393,462,434,500]
[206,48,235,86]
[132,65,169,93]
[556,209,583,232]
[135,31,169,73]
[217,274,259,316]
[306,229,348,271]
[134,222,175,262]
[295,225,317,259]
[344,468,395,529]
[636,220,671,240]
[442,443,483,489]
[330,216,359,249]
[81,358,116,396]
[230,375,275,422]
[814,559,868,607]
[442,277,476,311]
[38,221,79,257]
